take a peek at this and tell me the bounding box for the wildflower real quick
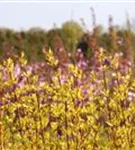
[112,73,116,77]
[128,96,132,102]
[77,49,82,53]
[68,53,71,57]
[99,47,104,53]
[14,63,21,78]
[115,53,120,57]
[59,75,66,84]
[128,91,134,97]
[119,52,123,56]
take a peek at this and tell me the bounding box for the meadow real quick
[1,16,135,149]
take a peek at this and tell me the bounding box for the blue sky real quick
[0,2,135,31]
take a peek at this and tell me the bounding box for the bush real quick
[0,48,135,149]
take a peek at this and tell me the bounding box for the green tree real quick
[61,20,83,54]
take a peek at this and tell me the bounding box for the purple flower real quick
[14,63,21,78]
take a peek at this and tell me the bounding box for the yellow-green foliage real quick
[0,49,135,150]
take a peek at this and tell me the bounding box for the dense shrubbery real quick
[0,21,83,62]
[1,47,135,149]
[1,16,135,63]
[1,13,135,149]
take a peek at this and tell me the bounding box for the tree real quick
[61,20,83,54]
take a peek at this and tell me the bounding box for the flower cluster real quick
[0,48,135,149]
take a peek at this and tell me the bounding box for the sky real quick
[0,2,135,31]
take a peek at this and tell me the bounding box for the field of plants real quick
[1,15,135,149]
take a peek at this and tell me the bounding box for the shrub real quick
[0,48,135,149]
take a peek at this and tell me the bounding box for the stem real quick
[34,116,38,149]
[36,93,46,150]
[0,89,4,150]
[48,99,52,150]
[0,107,3,150]
[16,106,26,148]
[65,101,70,149]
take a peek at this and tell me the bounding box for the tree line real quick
[0,18,135,63]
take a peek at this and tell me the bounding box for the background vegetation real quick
[1,13,135,149]
[0,14,135,64]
